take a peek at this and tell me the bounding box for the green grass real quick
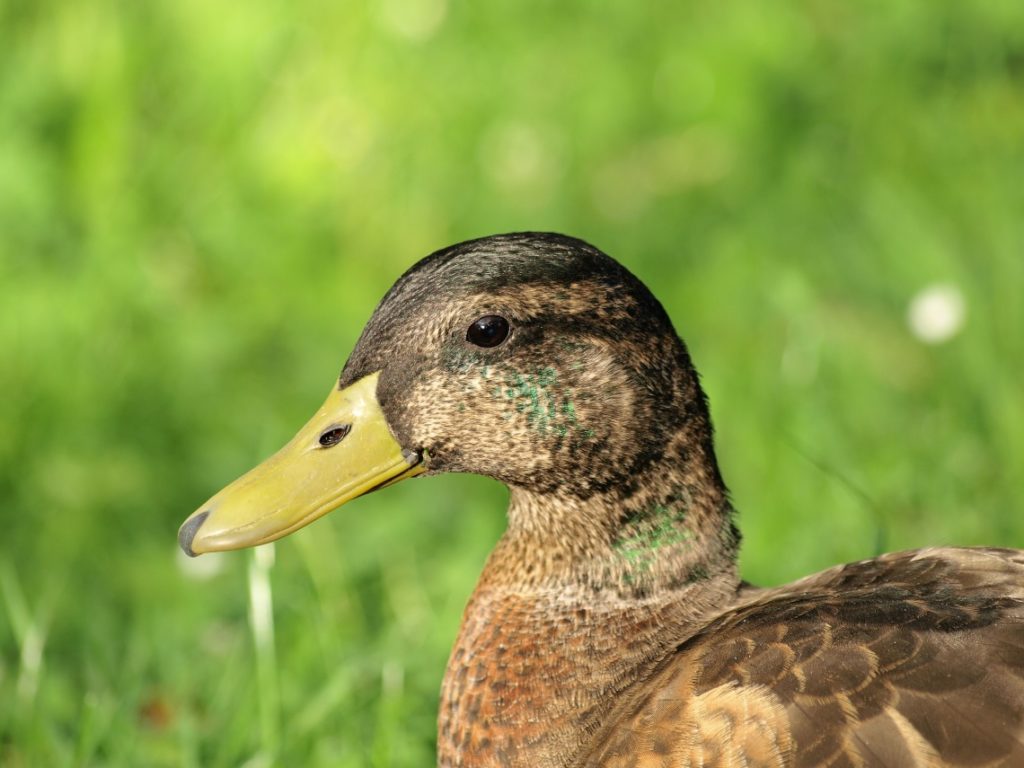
[2,0,1023,764]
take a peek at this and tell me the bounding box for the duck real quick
[179,232,1024,767]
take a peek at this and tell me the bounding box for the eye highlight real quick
[467,315,511,348]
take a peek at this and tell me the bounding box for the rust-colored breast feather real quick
[588,548,1024,767]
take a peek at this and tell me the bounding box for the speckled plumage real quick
[590,548,1024,767]
[267,234,1024,765]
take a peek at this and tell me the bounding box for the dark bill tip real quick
[178,510,210,557]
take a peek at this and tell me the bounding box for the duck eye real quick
[467,315,510,348]
[318,424,351,448]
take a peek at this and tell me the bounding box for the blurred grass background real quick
[2,0,1023,764]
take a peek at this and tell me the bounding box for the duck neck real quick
[438,437,740,767]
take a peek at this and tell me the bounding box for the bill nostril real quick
[319,424,351,448]
[178,510,210,557]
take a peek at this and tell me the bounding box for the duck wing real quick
[588,547,1024,767]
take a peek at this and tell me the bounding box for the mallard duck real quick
[180,233,1024,767]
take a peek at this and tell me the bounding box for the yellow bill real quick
[178,372,423,556]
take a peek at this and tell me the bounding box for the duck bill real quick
[178,372,423,556]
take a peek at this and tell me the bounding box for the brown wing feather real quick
[586,547,1024,768]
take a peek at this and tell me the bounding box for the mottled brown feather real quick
[587,549,1024,768]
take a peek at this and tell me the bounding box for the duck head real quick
[180,232,731,580]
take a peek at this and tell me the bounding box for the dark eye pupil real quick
[319,424,351,448]
[467,315,510,348]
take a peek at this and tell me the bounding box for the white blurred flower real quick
[907,283,966,344]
